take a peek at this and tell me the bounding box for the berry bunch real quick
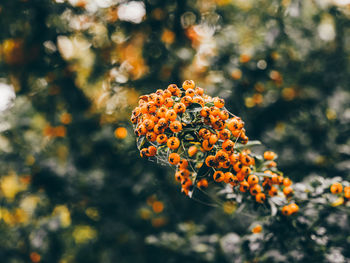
[330,182,350,201]
[131,80,298,214]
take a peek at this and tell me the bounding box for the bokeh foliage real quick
[0,0,350,262]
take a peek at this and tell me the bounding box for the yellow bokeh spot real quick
[20,195,40,215]
[0,208,16,226]
[57,145,69,161]
[73,225,97,244]
[223,201,236,214]
[85,207,100,221]
[245,97,255,108]
[0,174,27,200]
[114,127,128,139]
[53,205,71,227]
[215,0,232,6]
[274,122,286,134]
[13,208,29,224]
[26,155,36,166]
[139,208,152,220]
[326,109,337,120]
[331,197,344,207]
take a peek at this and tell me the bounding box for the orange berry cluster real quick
[131,80,297,214]
[330,182,350,200]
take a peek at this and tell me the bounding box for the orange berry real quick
[281,205,292,216]
[247,175,259,186]
[264,151,276,160]
[250,184,262,196]
[240,155,254,166]
[167,84,178,93]
[173,103,186,113]
[199,128,211,139]
[156,134,168,144]
[222,141,234,153]
[289,203,299,214]
[224,172,234,184]
[268,186,278,196]
[239,181,250,192]
[146,101,157,113]
[344,186,350,199]
[164,97,174,108]
[205,155,218,167]
[168,153,181,165]
[202,140,214,151]
[148,146,157,156]
[154,95,165,106]
[188,145,198,157]
[157,106,168,118]
[219,129,231,140]
[193,96,204,106]
[209,106,220,117]
[241,166,251,176]
[197,179,209,189]
[213,97,225,108]
[233,162,243,172]
[158,118,168,128]
[330,182,343,194]
[255,193,266,203]
[236,172,245,181]
[219,110,229,120]
[143,119,155,131]
[167,137,180,149]
[175,172,182,182]
[169,121,182,133]
[179,169,191,178]
[283,186,293,196]
[213,171,225,182]
[114,127,128,139]
[180,95,193,106]
[209,134,218,145]
[163,89,172,98]
[179,159,188,169]
[215,150,229,163]
[146,132,157,142]
[252,225,262,234]
[181,176,192,186]
[344,190,350,199]
[140,148,149,158]
[195,87,204,96]
[229,154,239,164]
[154,124,165,135]
[283,178,292,187]
[185,89,195,97]
[166,109,177,121]
[182,80,195,90]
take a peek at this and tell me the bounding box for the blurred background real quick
[0,0,350,262]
